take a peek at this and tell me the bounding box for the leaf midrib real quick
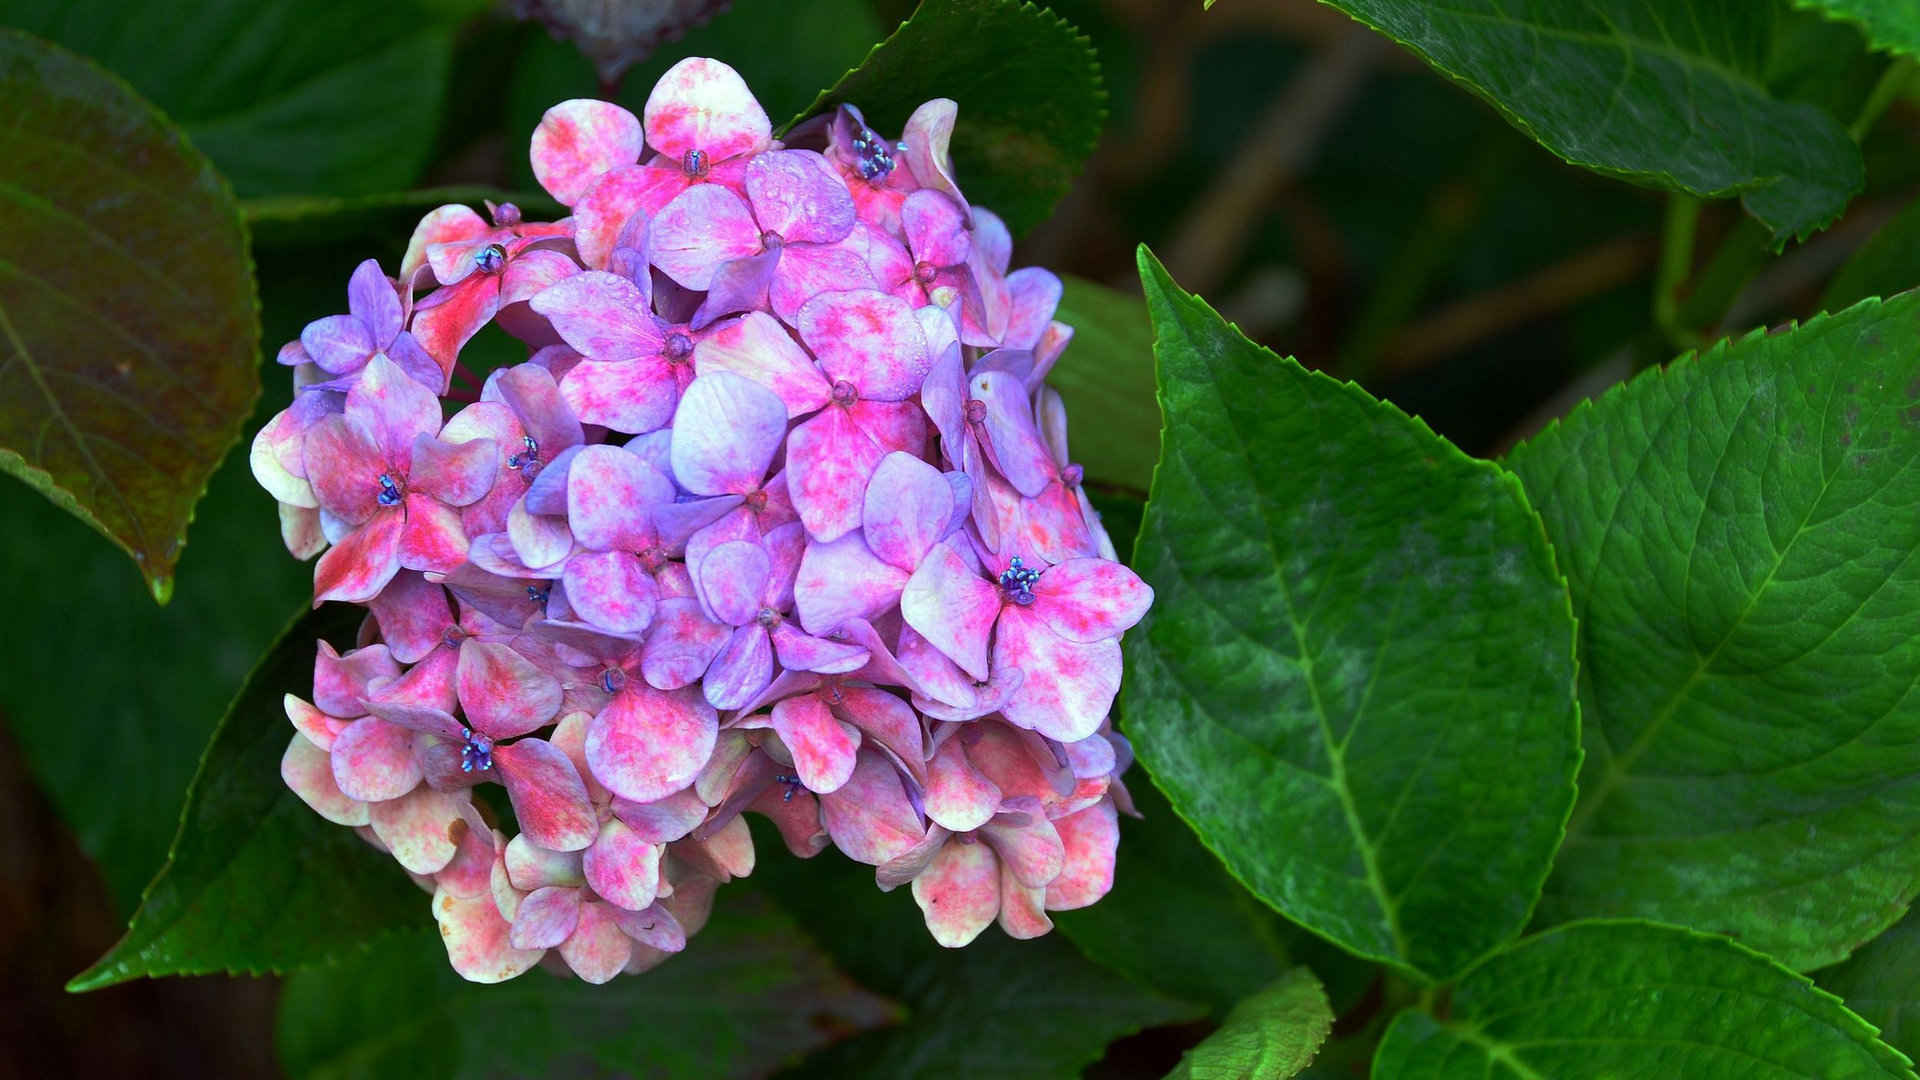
[1174,307,1411,966]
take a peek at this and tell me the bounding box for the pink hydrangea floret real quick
[255,56,1151,984]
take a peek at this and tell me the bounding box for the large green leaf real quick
[1316,0,1863,243]
[1052,275,1160,495]
[785,0,1106,237]
[1821,908,1920,1063]
[10,0,457,197]
[749,821,1201,1080]
[68,604,423,991]
[1798,0,1920,59]
[1165,968,1332,1080]
[1126,247,1580,984]
[0,30,259,599]
[1374,921,1915,1078]
[276,896,898,1079]
[1508,293,1920,970]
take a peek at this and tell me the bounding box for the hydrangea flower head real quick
[252,57,1152,981]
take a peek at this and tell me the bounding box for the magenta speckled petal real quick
[436,886,546,983]
[924,743,1001,833]
[998,862,1054,940]
[901,98,968,221]
[313,641,399,719]
[285,694,347,752]
[567,444,675,551]
[820,750,926,866]
[838,688,927,782]
[435,817,498,898]
[900,543,1000,682]
[352,354,451,461]
[792,531,908,636]
[582,818,663,910]
[702,625,773,710]
[362,701,466,742]
[912,839,998,948]
[982,813,1064,888]
[312,510,405,603]
[410,433,498,507]
[1046,798,1119,910]
[506,833,587,890]
[770,694,860,794]
[785,406,886,542]
[560,900,634,984]
[612,787,710,843]
[1003,267,1062,350]
[614,901,687,952]
[902,189,970,268]
[370,786,467,874]
[1032,558,1153,643]
[640,596,730,689]
[529,271,666,360]
[331,715,423,802]
[747,149,855,244]
[512,884,583,949]
[768,622,868,675]
[458,640,564,739]
[367,572,453,664]
[402,204,487,281]
[531,99,644,205]
[768,241,876,325]
[573,165,682,269]
[283,733,369,826]
[586,685,719,802]
[970,369,1054,498]
[795,289,929,401]
[412,275,501,379]
[698,540,771,626]
[649,184,761,290]
[559,357,680,435]
[994,605,1120,743]
[863,451,953,572]
[304,414,385,523]
[301,314,374,375]
[397,494,471,575]
[643,57,770,163]
[692,311,831,417]
[670,372,789,496]
[496,739,599,852]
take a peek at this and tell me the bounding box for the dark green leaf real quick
[1508,293,1920,970]
[1053,776,1305,1017]
[1822,195,1920,312]
[1820,908,1920,1062]
[1052,275,1160,495]
[10,0,458,197]
[1797,0,1920,59]
[1165,968,1332,1080]
[243,188,561,253]
[1374,921,1915,1079]
[0,29,259,599]
[785,0,1106,237]
[1127,246,1580,983]
[68,604,423,991]
[1316,0,1863,243]
[749,821,1201,1080]
[276,893,899,1079]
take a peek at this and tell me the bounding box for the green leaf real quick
[748,822,1202,1080]
[1373,921,1916,1079]
[1164,968,1333,1080]
[242,187,561,253]
[785,0,1106,237]
[1508,293,1920,970]
[1822,195,1920,312]
[1126,246,1580,983]
[1315,0,1863,243]
[0,29,260,599]
[68,604,423,991]
[9,0,458,197]
[1052,275,1161,495]
[1053,774,1307,1017]
[276,894,899,1079]
[1820,908,1920,1062]
[1798,0,1920,59]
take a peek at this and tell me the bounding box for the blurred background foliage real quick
[5,0,1918,1074]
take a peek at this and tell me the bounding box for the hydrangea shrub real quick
[251,57,1147,984]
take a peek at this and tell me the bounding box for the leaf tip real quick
[149,572,174,606]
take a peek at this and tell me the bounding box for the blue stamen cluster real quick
[852,127,894,181]
[474,243,507,274]
[376,472,402,507]
[998,556,1042,606]
[507,434,540,472]
[461,731,494,773]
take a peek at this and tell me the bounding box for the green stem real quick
[1850,57,1915,143]
[1653,195,1702,351]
